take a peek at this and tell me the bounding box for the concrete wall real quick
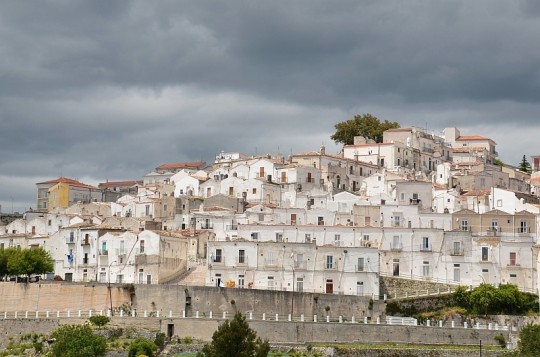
[0,282,380,319]
[163,318,507,347]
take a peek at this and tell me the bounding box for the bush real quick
[89,315,110,328]
[128,338,158,357]
[50,324,107,357]
[154,333,166,348]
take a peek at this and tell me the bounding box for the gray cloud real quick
[1,0,539,212]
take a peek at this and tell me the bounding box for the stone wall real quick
[380,276,455,298]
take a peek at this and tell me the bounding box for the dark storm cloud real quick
[0,0,539,212]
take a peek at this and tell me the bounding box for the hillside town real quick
[2,126,540,300]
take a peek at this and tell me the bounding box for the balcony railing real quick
[450,248,464,256]
[294,262,306,270]
[201,223,214,229]
[265,260,277,267]
[420,243,432,252]
[355,265,365,272]
[324,263,338,271]
[99,250,108,256]
[226,224,238,231]
[81,240,90,246]
[235,256,248,265]
[390,243,403,252]
[66,237,76,244]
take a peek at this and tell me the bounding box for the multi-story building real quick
[36,177,101,211]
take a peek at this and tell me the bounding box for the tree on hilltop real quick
[519,155,532,174]
[331,113,400,145]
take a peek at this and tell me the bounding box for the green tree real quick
[199,312,270,357]
[7,247,54,279]
[88,315,110,329]
[330,113,400,145]
[470,283,496,316]
[0,248,18,280]
[453,285,471,309]
[128,337,158,357]
[519,155,532,174]
[518,323,540,356]
[50,324,107,357]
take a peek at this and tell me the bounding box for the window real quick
[453,241,462,255]
[238,249,245,264]
[509,252,517,266]
[101,241,107,255]
[214,249,222,263]
[520,220,528,233]
[460,219,469,231]
[305,233,311,243]
[275,233,283,242]
[318,217,324,226]
[266,251,276,266]
[422,237,430,251]
[163,204,167,212]
[491,219,498,231]
[267,276,274,290]
[251,232,259,240]
[139,240,145,254]
[116,274,124,283]
[357,257,365,272]
[145,205,150,216]
[481,247,489,261]
[252,188,257,194]
[258,214,264,222]
[326,255,334,269]
[356,282,364,296]
[334,234,341,246]
[295,254,304,269]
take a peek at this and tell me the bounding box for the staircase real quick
[177,263,208,286]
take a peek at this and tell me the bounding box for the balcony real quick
[66,237,76,244]
[355,265,365,272]
[235,256,248,266]
[324,263,338,271]
[226,224,238,231]
[264,259,277,267]
[201,223,214,229]
[390,243,403,252]
[81,239,90,246]
[420,243,432,252]
[450,248,464,256]
[99,250,108,256]
[81,258,89,265]
[211,257,224,265]
[293,262,306,270]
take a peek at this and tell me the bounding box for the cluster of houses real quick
[2,126,540,299]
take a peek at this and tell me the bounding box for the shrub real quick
[89,315,110,328]
[128,338,158,357]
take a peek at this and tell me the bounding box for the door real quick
[290,213,297,225]
[356,282,364,296]
[325,279,333,294]
[167,324,174,339]
[64,273,73,282]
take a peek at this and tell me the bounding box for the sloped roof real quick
[36,177,97,190]
[156,161,206,170]
[98,180,140,188]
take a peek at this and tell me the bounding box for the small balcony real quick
[99,250,108,256]
[293,262,306,270]
[420,243,432,252]
[66,237,76,244]
[264,259,277,267]
[235,256,248,266]
[201,223,214,229]
[450,248,464,256]
[355,265,365,272]
[81,239,90,246]
[390,242,403,252]
[226,224,238,231]
[324,263,338,271]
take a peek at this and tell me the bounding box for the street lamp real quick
[108,260,117,316]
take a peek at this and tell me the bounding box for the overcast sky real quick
[1,1,540,213]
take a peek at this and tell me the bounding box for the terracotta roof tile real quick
[36,177,98,190]
[156,161,206,170]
